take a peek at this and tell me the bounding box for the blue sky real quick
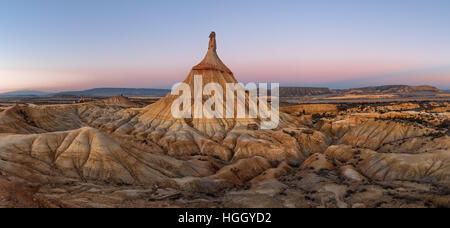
[1,0,449,92]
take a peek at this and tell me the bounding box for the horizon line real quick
[1,84,449,94]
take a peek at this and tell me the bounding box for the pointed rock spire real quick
[193,32,233,74]
[209,31,217,52]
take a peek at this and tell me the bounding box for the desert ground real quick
[1,33,449,208]
[0,95,449,208]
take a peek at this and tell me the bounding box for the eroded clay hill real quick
[0,33,449,208]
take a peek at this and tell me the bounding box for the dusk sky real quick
[1,0,450,93]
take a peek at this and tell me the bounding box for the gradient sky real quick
[1,0,450,93]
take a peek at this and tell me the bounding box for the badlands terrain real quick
[1,34,450,208]
[1,96,449,208]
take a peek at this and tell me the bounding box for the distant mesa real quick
[279,85,442,97]
[0,90,49,97]
[279,87,333,97]
[54,88,170,97]
[0,88,170,98]
[2,85,442,99]
[340,85,442,95]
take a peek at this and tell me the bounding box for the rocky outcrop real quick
[281,104,338,115]
[340,120,439,150]
[324,144,450,183]
[0,33,303,190]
